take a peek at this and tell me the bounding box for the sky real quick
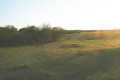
[0,0,120,30]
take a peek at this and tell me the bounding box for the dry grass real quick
[1,30,120,80]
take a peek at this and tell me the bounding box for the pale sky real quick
[0,0,120,30]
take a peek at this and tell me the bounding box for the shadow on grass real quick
[0,47,120,80]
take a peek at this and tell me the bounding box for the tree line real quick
[0,24,64,46]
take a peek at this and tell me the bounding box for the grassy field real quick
[1,30,120,80]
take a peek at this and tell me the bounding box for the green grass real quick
[1,31,120,80]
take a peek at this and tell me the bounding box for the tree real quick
[39,24,53,44]
[19,26,40,45]
[52,27,64,41]
[0,24,65,46]
[0,25,17,46]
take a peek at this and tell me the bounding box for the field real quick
[1,30,120,80]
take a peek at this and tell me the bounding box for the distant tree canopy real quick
[0,24,64,46]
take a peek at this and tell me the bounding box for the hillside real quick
[0,30,120,80]
[63,30,120,40]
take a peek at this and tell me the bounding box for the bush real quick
[0,25,65,46]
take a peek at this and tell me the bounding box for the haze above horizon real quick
[0,0,120,30]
